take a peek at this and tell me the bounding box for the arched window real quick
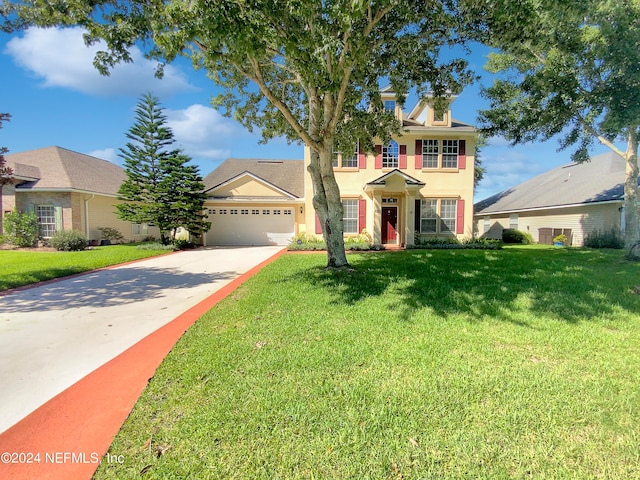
[382,140,399,168]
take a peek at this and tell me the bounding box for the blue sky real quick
[0,26,615,202]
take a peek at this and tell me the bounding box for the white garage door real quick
[206,207,295,246]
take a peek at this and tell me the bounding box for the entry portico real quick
[364,169,425,246]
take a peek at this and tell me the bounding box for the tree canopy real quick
[117,93,210,245]
[463,0,640,256]
[1,1,475,267]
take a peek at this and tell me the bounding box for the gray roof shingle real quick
[204,158,304,198]
[6,146,125,196]
[475,151,629,214]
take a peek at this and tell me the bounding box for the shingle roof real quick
[203,158,305,198]
[475,151,629,215]
[6,146,125,196]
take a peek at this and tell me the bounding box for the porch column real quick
[405,192,416,246]
[372,193,382,245]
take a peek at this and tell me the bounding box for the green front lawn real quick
[0,244,172,291]
[97,247,640,479]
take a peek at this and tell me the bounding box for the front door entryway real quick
[381,206,398,244]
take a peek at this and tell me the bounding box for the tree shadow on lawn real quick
[0,266,237,313]
[291,248,640,326]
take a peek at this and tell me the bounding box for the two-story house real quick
[202,90,476,247]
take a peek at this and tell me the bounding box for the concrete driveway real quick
[0,245,284,434]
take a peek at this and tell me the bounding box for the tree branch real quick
[248,56,320,150]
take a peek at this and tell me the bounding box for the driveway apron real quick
[0,246,284,434]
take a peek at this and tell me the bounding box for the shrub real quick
[97,227,124,243]
[409,236,502,250]
[502,229,534,244]
[173,239,197,250]
[137,242,174,251]
[415,236,460,247]
[584,229,624,249]
[553,233,568,245]
[2,210,39,247]
[50,230,88,251]
[288,232,326,251]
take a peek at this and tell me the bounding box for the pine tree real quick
[117,94,210,244]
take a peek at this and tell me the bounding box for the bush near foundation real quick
[51,230,88,251]
[2,210,38,248]
[584,229,624,249]
[502,228,534,244]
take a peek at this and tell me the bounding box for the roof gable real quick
[204,158,304,198]
[367,169,425,186]
[208,171,298,198]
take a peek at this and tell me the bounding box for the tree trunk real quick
[0,185,3,235]
[624,129,640,259]
[307,148,349,268]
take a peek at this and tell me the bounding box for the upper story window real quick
[422,139,439,169]
[332,144,359,168]
[382,140,399,168]
[442,140,459,168]
[384,100,396,113]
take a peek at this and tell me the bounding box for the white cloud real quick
[486,135,512,147]
[4,27,194,96]
[165,104,247,160]
[88,148,120,165]
[475,147,553,200]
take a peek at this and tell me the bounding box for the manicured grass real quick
[97,247,640,479]
[0,244,172,291]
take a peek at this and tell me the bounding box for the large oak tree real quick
[2,1,473,267]
[463,0,640,258]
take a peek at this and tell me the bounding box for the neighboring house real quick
[203,88,477,246]
[474,151,629,246]
[2,146,159,242]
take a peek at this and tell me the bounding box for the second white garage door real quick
[206,207,295,246]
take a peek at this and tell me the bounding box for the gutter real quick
[474,199,624,217]
[84,194,95,238]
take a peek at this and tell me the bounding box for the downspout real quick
[84,194,95,239]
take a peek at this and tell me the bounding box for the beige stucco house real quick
[2,146,159,242]
[474,151,628,246]
[203,90,477,246]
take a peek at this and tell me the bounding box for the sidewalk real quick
[0,246,285,480]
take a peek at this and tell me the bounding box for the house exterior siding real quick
[476,202,622,246]
[302,133,475,246]
[17,192,75,232]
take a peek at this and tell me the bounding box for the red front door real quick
[382,207,398,244]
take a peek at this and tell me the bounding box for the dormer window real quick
[384,100,396,113]
[382,140,399,168]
